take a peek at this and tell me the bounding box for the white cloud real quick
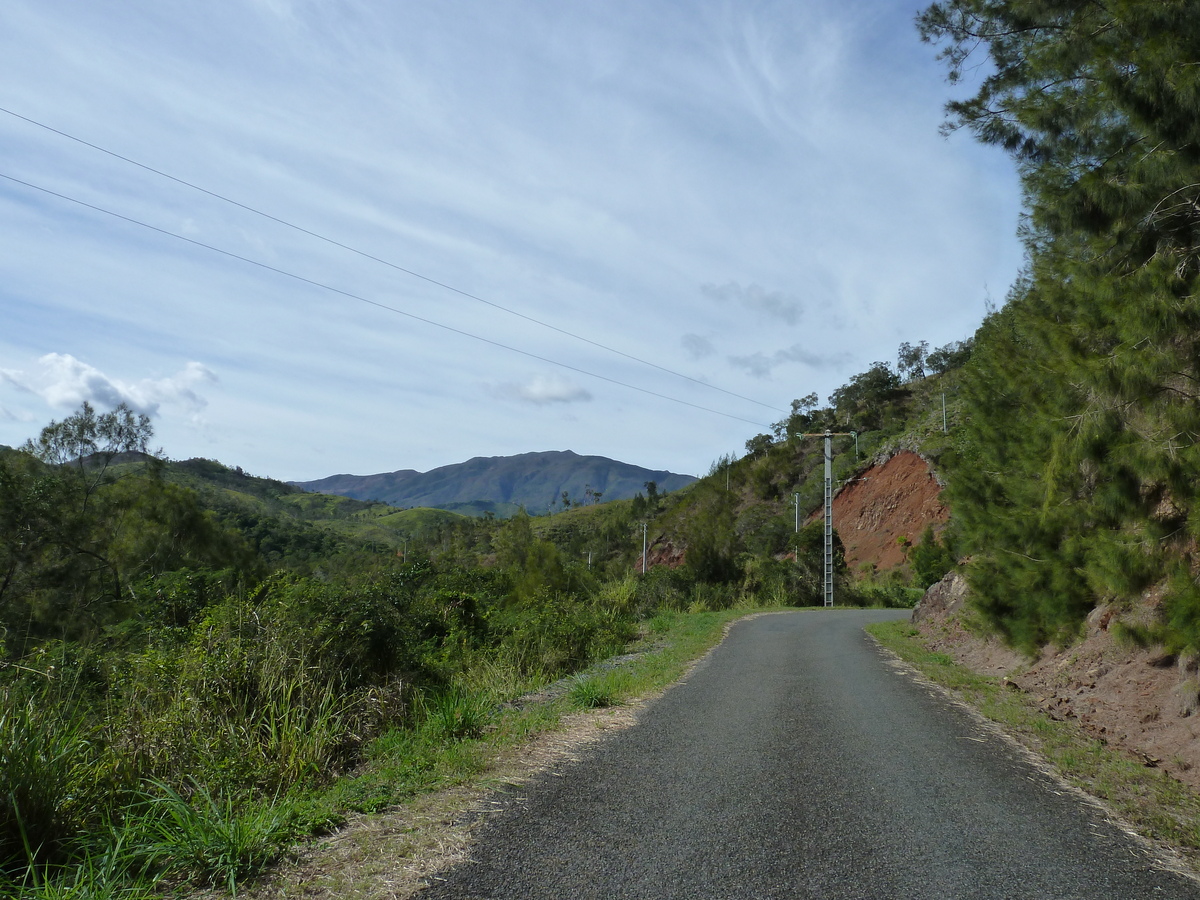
[7,354,217,417]
[493,373,592,406]
[701,282,802,326]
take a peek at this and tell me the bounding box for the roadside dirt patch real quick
[916,580,1200,789]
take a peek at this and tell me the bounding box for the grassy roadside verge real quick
[867,620,1200,869]
[207,607,779,899]
[318,608,762,811]
[324,606,771,811]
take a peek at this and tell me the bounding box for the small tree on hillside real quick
[829,362,902,431]
[926,339,974,375]
[897,341,929,382]
[644,481,659,509]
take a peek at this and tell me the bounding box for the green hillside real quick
[0,340,973,898]
[917,0,1200,654]
[161,457,467,561]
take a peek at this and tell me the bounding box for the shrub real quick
[909,526,955,589]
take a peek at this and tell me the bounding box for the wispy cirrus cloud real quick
[701,282,802,326]
[0,0,1025,480]
[0,404,33,423]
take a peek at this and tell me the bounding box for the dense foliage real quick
[0,324,971,896]
[921,0,1200,651]
[0,412,739,893]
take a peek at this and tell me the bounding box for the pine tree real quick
[921,0,1200,648]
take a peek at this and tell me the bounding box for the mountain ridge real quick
[291,449,696,513]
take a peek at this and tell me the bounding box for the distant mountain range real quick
[291,450,696,515]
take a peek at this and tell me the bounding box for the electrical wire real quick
[0,105,786,414]
[0,171,773,429]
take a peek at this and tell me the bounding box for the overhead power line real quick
[0,171,773,430]
[0,105,785,415]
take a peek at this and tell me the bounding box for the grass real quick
[3,841,158,900]
[0,688,107,873]
[867,620,1200,865]
[568,674,619,709]
[137,781,290,895]
[419,686,495,742]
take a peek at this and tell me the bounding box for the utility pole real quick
[641,522,648,575]
[793,491,800,533]
[800,430,856,607]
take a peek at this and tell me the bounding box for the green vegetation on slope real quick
[919,0,1200,653]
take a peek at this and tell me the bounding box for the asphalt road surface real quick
[416,610,1200,899]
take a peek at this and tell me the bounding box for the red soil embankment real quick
[822,450,949,572]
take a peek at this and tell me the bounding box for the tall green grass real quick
[135,781,289,895]
[419,686,494,741]
[0,559,779,896]
[0,685,107,872]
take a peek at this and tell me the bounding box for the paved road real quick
[417,610,1200,899]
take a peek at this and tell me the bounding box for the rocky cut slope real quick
[821,449,949,572]
[639,448,952,576]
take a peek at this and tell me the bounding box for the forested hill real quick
[292,450,696,514]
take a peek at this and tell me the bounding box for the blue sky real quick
[0,0,1022,481]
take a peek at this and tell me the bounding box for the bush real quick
[489,592,636,677]
[633,567,695,613]
[850,579,924,609]
[909,526,955,589]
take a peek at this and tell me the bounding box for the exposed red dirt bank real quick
[643,538,684,570]
[916,575,1200,790]
[820,450,949,572]
[639,450,948,574]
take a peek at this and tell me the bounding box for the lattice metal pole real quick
[800,430,856,608]
[823,432,834,607]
